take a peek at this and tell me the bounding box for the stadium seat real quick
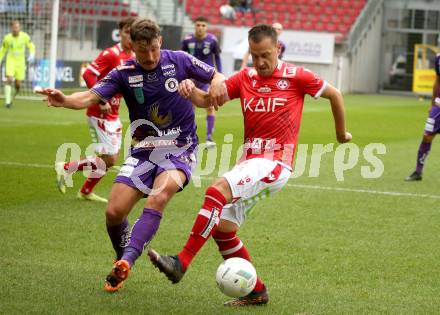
[315,23,325,32]
[211,15,221,24]
[197,0,365,35]
[325,23,337,32]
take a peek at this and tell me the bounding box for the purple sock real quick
[106,218,130,260]
[206,115,215,141]
[416,141,432,174]
[122,208,162,266]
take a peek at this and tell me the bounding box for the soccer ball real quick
[219,4,236,20]
[33,85,42,93]
[215,257,257,297]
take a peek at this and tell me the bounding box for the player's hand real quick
[36,88,66,107]
[178,79,195,98]
[337,131,352,143]
[208,81,227,109]
[27,54,35,64]
[99,103,111,114]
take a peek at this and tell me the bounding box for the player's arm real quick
[213,40,222,72]
[181,39,188,53]
[214,54,222,72]
[178,79,212,109]
[208,71,227,107]
[82,68,111,113]
[26,34,36,62]
[82,68,98,87]
[37,88,101,109]
[320,83,352,143]
[432,75,439,105]
[0,37,7,63]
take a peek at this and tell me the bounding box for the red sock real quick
[64,157,105,173]
[178,186,227,270]
[213,230,265,292]
[80,175,104,194]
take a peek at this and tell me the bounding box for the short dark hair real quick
[248,24,277,46]
[130,18,161,43]
[118,17,136,30]
[194,16,209,23]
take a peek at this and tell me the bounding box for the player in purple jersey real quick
[38,18,226,292]
[182,16,222,148]
[406,52,440,181]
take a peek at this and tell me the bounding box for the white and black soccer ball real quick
[219,4,236,20]
[33,85,42,93]
[215,257,257,297]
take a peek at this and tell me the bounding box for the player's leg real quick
[78,117,122,201]
[213,218,268,306]
[104,182,144,292]
[149,158,291,285]
[14,80,22,96]
[4,72,14,108]
[105,151,162,292]
[55,154,106,194]
[12,62,25,101]
[121,169,187,268]
[77,153,118,202]
[55,116,106,194]
[148,176,231,283]
[206,106,216,148]
[406,134,435,181]
[406,104,440,181]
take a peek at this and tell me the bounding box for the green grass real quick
[1,94,440,314]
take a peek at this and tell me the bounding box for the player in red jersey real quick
[55,17,136,202]
[148,24,352,305]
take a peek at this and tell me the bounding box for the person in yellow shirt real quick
[0,20,35,108]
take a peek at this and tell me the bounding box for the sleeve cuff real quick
[313,81,327,99]
[87,65,100,76]
[90,89,107,104]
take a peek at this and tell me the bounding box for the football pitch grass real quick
[1,94,440,314]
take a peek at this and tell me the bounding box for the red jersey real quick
[225,61,326,167]
[84,43,134,120]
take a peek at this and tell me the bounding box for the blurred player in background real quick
[148,24,351,306]
[182,16,222,148]
[240,22,285,70]
[55,17,136,202]
[0,20,35,108]
[39,18,226,293]
[406,51,440,181]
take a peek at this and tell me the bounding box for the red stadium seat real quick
[337,23,350,34]
[335,7,344,17]
[321,15,331,24]
[325,23,337,32]
[180,0,366,34]
[210,15,221,24]
[315,23,325,32]
[301,21,313,31]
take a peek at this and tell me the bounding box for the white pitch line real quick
[0,119,79,126]
[0,161,53,168]
[287,183,440,200]
[2,160,440,200]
